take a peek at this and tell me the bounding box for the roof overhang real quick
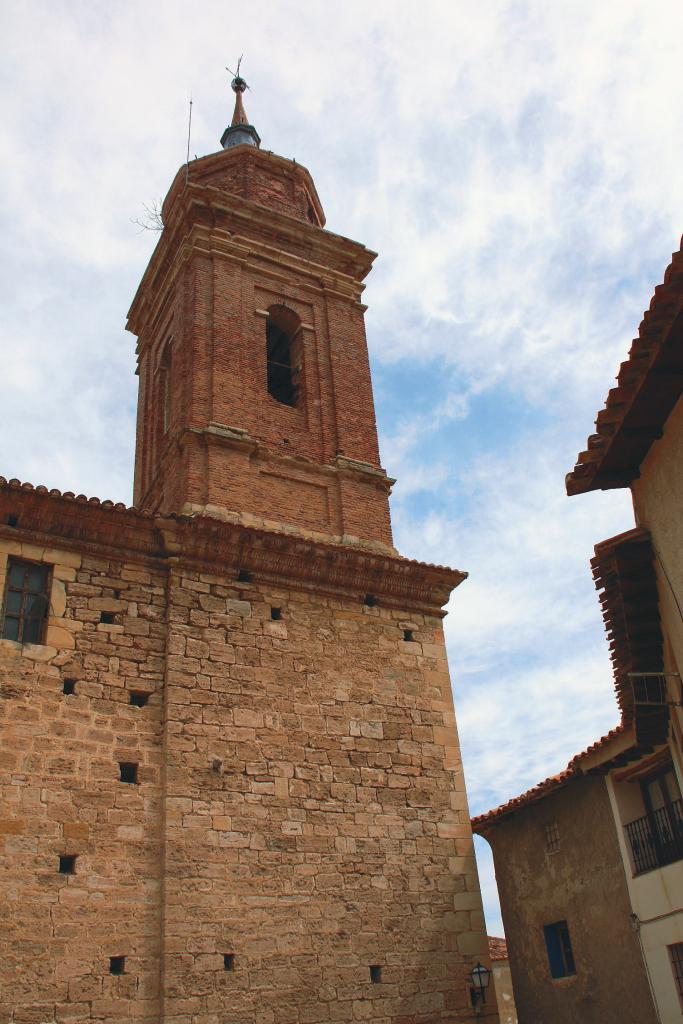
[473,527,670,832]
[591,527,668,746]
[566,237,683,495]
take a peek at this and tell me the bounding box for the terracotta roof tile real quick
[471,725,626,830]
[566,236,683,495]
[0,476,466,610]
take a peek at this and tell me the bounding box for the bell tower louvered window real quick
[266,306,302,407]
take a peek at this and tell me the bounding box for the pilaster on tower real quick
[127,72,395,550]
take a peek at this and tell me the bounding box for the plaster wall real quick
[485,775,657,1024]
[624,392,683,1021]
[491,960,517,1024]
[632,393,683,686]
[607,773,683,1023]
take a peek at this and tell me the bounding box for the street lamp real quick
[470,961,491,1010]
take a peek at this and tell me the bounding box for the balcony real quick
[625,798,683,875]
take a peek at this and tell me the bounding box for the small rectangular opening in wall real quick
[223,953,235,971]
[59,854,77,875]
[63,679,77,696]
[109,956,126,976]
[237,569,252,583]
[6,514,18,527]
[100,611,116,624]
[129,691,149,707]
[543,920,575,978]
[370,965,382,984]
[363,594,378,608]
[403,629,414,642]
[119,762,138,784]
[270,607,282,621]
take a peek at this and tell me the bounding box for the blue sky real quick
[3,0,683,937]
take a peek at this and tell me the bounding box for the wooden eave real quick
[0,477,466,616]
[566,237,683,495]
[591,527,668,747]
[473,527,672,832]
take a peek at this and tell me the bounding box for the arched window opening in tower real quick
[266,306,302,407]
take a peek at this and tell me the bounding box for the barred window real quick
[545,822,560,853]
[2,558,51,644]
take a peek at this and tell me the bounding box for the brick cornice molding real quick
[128,178,376,339]
[0,479,465,614]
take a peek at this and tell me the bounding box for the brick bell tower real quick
[121,73,496,1024]
[128,72,394,550]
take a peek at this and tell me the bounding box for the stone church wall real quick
[0,523,493,1023]
[161,566,485,1022]
[0,538,166,1024]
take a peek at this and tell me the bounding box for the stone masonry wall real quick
[0,527,492,1023]
[0,538,166,1024]
[160,567,488,1023]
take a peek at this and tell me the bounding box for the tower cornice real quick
[127,178,376,340]
[168,145,326,225]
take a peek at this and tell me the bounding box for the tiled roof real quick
[566,236,683,495]
[0,476,466,614]
[0,476,460,573]
[0,476,140,514]
[471,726,626,830]
[488,936,508,961]
[473,521,670,832]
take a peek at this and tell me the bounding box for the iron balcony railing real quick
[625,798,683,874]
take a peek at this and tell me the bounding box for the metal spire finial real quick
[226,55,248,95]
[221,57,260,149]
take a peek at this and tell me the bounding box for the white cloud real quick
[1,0,680,942]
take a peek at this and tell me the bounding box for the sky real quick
[2,0,683,939]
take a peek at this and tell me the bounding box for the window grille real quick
[545,822,560,853]
[669,944,683,1003]
[2,558,50,644]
